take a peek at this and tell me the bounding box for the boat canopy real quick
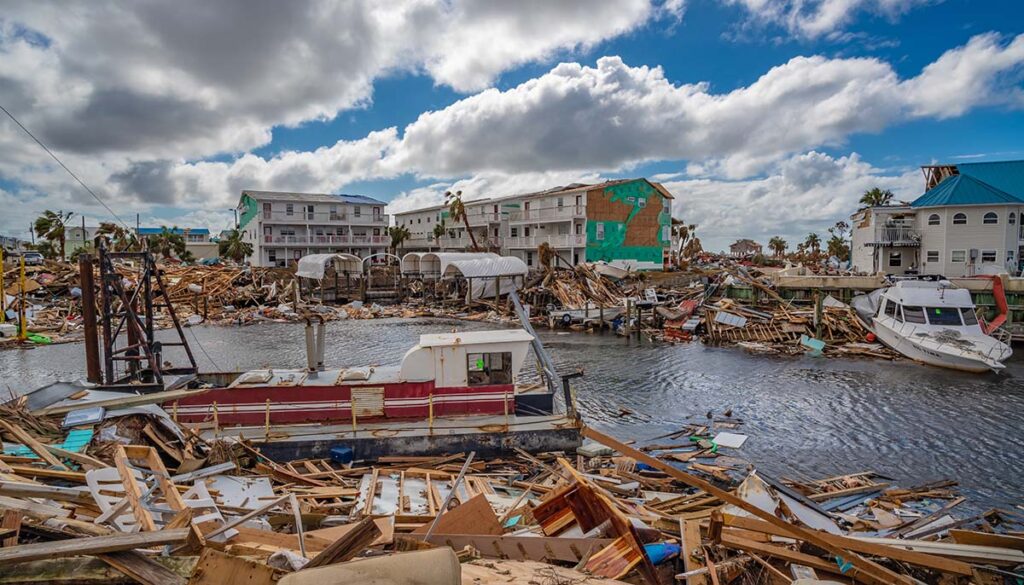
[296,253,363,280]
[442,256,528,279]
[407,252,499,279]
[883,280,974,308]
[400,329,535,388]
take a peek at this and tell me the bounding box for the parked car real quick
[22,252,44,265]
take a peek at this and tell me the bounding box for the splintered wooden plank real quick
[582,427,913,585]
[681,519,708,585]
[0,420,68,470]
[113,445,156,532]
[585,536,641,580]
[187,548,274,585]
[97,551,187,585]
[0,528,189,566]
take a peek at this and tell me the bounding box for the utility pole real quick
[0,247,5,324]
[18,255,27,341]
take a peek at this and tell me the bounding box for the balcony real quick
[465,211,504,226]
[262,211,388,225]
[262,234,387,246]
[508,205,584,223]
[505,234,586,248]
[438,236,502,250]
[866,226,921,247]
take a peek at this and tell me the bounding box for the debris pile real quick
[0,396,1018,585]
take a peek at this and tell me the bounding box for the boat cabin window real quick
[883,300,898,319]
[961,308,979,326]
[903,306,927,324]
[467,352,513,386]
[927,307,963,326]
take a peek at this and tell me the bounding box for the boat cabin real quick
[877,281,980,332]
[170,329,549,426]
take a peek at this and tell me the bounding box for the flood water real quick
[2,317,1022,515]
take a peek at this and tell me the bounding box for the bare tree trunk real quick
[463,217,479,252]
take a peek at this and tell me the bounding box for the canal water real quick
[2,318,1021,515]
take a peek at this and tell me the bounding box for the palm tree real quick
[537,242,555,274]
[445,190,479,252]
[431,220,446,243]
[147,226,189,261]
[768,236,788,257]
[95,222,141,252]
[218,228,253,263]
[804,232,821,256]
[388,225,411,256]
[859,187,894,208]
[33,210,73,260]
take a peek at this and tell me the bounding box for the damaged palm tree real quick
[445,190,479,252]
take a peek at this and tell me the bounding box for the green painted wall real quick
[238,194,259,230]
[585,180,670,266]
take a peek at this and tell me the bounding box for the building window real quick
[263,202,272,215]
[1010,213,1016,225]
[467,352,512,386]
[662,225,670,242]
[596,222,605,241]
[981,250,997,263]
[427,216,431,223]
[525,251,533,266]
[1008,250,1016,263]
[557,197,564,208]
[575,223,582,235]
[984,212,998,224]
[524,227,531,237]
[926,251,939,263]
[268,250,277,262]
[354,206,361,217]
[510,227,518,237]
[286,203,294,216]
[928,214,940,226]
[888,252,901,267]
[951,250,966,263]
[953,213,967,225]
[637,197,647,208]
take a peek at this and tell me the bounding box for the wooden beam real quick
[1,511,20,547]
[0,528,189,566]
[0,420,68,470]
[722,513,974,576]
[301,517,381,569]
[97,551,187,585]
[31,388,209,417]
[581,426,914,585]
[680,519,708,585]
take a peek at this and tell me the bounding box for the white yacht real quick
[852,280,1013,373]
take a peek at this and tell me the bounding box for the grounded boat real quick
[852,280,1012,373]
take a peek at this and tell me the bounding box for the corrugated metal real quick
[911,174,1022,208]
[351,387,385,418]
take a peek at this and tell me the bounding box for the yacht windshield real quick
[927,307,963,326]
[903,306,927,324]
[961,308,979,325]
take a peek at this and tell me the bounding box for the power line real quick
[0,103,131,230]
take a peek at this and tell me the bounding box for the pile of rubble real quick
[0,395,1019,584]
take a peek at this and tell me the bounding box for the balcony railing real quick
[868,226,921,247]
[505,234,585,248]
[263,234,388,246]
[262,211,388,224]
[508,206,584,222]
[465,211,504,225]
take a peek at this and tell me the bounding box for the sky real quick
[0,0,1022,251]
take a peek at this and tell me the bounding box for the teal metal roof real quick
[956,160,1024,196]
[911,174,1023,208]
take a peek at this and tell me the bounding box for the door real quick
[351,387,385,419]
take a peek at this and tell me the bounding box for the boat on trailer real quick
[852,279,1012,373]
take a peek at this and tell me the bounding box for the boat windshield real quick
[903,306,927,324]
[927,307,963,326]
[961,308,979,325]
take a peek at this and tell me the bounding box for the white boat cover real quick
[296,253,363,279]
[414,252,500,277]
